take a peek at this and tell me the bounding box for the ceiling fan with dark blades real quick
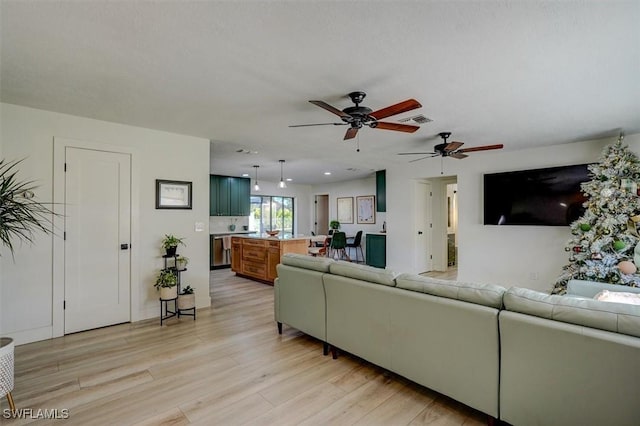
[398,132,504,162]
[289,91,422,140]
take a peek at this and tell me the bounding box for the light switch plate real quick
[194,222,205,232]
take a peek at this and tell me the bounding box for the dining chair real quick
[330,232,348,260]
[346,230,364,263]
[308,236,330,257]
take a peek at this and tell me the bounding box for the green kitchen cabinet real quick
[230,177,251,216]
[376,170,386,212]
[210,175,250,216]
[366,233,386,268]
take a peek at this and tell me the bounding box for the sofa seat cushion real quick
[281,253,334,272]
[395,273,506,309]
[329,260,397,286]
[504,287,640,338]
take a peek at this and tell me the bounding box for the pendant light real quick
[278,160,287,189]
[253,165,260,191]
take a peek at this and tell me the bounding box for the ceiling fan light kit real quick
[290,91,423,141]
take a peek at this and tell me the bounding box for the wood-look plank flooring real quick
[3,268,484,425]
[421,267,458,281]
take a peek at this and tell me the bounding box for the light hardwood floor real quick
[421,267,458,281]
[3,269,485,425]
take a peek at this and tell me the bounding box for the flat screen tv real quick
[483,164,590,226]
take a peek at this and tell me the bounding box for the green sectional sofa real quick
[274,254,640,425]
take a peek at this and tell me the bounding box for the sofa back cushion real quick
[329,261,397,286]
[567,279,640,298]
[281,253,334,272]
[503,287,640,338]
[395,273,506,309]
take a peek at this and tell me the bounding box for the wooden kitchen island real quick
[231,235,310,284]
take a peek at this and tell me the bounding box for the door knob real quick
[418,231,423,235]
[120,244,129,250]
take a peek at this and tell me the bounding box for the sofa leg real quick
[277,322,282,334]
[331,347,339,359]
[323,342,329,356]
[486,416,500,426]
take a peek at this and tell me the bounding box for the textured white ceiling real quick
[2,1,639,184]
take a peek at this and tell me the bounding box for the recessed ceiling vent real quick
[398,114,432,124]
[236,149,258,154]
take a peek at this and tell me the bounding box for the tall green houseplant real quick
[0,159,55,255]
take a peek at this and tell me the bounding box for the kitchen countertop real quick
[211,231,256,236]
[231,234,311,241]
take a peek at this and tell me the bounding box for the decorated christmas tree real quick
[553,135,640,294]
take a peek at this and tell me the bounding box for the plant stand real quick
[159,297,178,325]
[159,253,195,324]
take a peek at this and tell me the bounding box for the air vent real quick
[235,149,258,154]
[398,114,432,124]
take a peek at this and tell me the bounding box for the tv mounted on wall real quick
[483,164,590,226]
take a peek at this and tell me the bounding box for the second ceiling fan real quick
[398,132,504,162]
[289,91,422,140]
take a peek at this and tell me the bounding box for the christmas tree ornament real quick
[613,240,626,251]
[618,260,637,275]
[580,223,591,232]
[601,188,614,198]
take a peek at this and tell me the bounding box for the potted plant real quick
[154,269,178,300]
[0,159,55,256]
[329,220,341,230]
[161,234,185,257]
[178,285,195,309]
[176,255,189,270]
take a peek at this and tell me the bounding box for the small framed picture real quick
[337,197,354,224]
[356,195,376,224]
[156,179,192,209]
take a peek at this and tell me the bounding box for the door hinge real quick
[64,163,67,172]
[430,223,433,228]
[63,300,66,310]
[64,232,66,240]
[429,191,432,196]
[430,255,433,259]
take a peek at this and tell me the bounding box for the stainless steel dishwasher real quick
[210,235,231,270]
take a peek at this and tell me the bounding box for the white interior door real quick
[415,181,432,273]
[64,147,131,334]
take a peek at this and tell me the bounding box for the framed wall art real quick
[337,197,354,224]
[356,195,376,224]
[156,179,192,209]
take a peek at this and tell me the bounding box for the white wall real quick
[1,103,211,344]
[387,133,640,292]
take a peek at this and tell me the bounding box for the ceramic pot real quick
[178,293,195,309]
[159,286,177,300]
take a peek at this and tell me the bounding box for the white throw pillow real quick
[594,289,640,306]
